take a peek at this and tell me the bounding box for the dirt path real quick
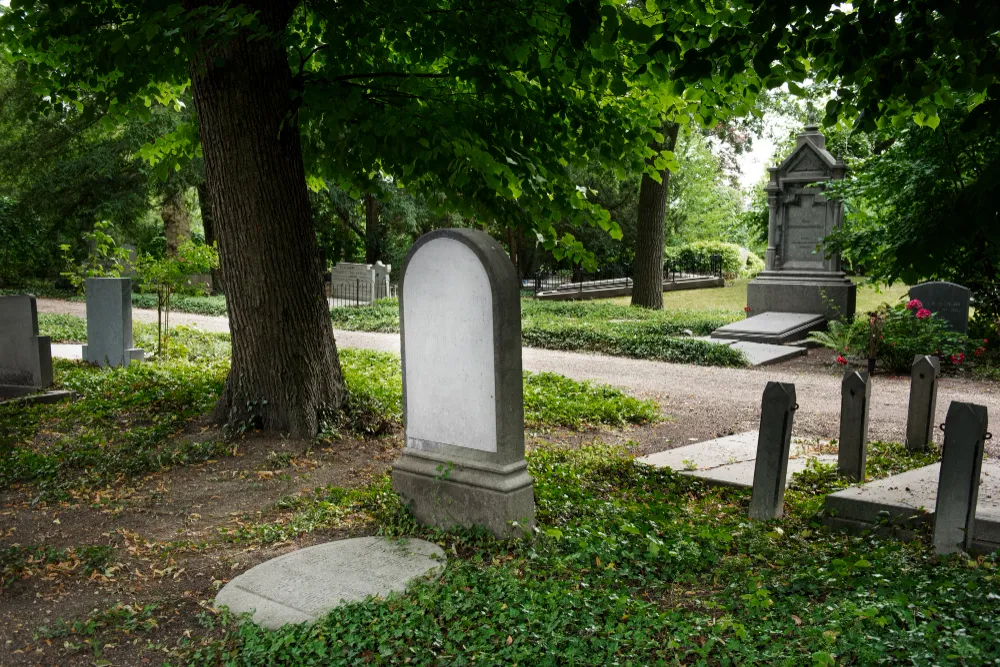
[37,298,1000,453]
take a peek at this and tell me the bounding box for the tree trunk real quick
[186,0,346,436]
[631,122,680,309]
[162,189,190,257]
[363,194,383,264]
[197,182,224,294]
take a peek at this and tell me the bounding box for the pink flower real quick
[836,355,848,366]
[906,299,923,310]
[916,308,931,319]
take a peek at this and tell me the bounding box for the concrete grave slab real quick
[639,431,836,489]
[729,341,807,366]
[215,537,445,630]
[711,311,826,345]
[825,461,1000,552]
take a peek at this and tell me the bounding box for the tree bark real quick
[186,0,346,436]
[197,182,224,294]
[162,189,190,257]
[363,193,383,264]
[631,122,680,309]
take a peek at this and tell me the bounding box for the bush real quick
[809,299,970,373]
[663,241,762,279]
[130,293,228,316]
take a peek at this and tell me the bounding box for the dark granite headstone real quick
[909,282,971,334]
[0,295,53,396]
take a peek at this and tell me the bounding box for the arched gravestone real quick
[392,229,534,538]
[909,281,971,334]
[747,124,857,320]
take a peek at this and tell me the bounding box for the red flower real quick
[916,308,931,319]
[906,299,923,310]
[975,347,986,357]
[744,306,752,312]
[836,355,848,366]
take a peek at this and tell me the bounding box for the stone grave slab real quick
[825,461,1000,552]
[729,341,807,366]
[639,432,836,489]
[711,311,826,345]
[215,537,446,630]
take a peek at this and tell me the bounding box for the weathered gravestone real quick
[215,537,445,629]
[82,278,143,368]
[909,281,971,334]
[0,295,53,398]
[906,355,940,452]
[746,124,856,320]
[749,382,797,520]
[392,228,534,538]
[933,402,989,555]
[838,370,871,481]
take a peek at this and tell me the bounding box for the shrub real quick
[663,241,762,279]
[809,299,970,373]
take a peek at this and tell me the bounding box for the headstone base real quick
[748,271,856,320]
[393,451,535,539]
[82,345,144,367]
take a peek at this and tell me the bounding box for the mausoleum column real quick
[764,167,780,271]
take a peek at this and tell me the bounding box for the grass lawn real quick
[606,278,913,313]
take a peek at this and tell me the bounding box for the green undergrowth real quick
[0,358,230,500]
[338,348,661,433]
[189,442,999,665]
[129,292,228,316]
[331,299,747,367]
[1,338,657,501]
[1,544,115,587]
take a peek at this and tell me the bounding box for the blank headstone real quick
[82,277,143,368]
[392,228,534,538]
[909,281,971,334]
[838,370,871,481]
[0,295,53,395]
[906,355,940,452]
[749,382,797,520]
[933,402,988,555]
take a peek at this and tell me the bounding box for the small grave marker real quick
[838,370,871,481]
[906,355,940,452]
[932,402,989,555]
[82,277,143,368]
[0,295,53,396]
[909,281,971,334]
[749,382,797,520]
[392,228,534,538]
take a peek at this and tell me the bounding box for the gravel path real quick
[38,298,1000,452]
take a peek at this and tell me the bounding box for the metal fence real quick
[328,280,398,308]
[530,254,723,296]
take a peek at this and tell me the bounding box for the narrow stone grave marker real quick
[392,228,534,538]
[749,382,797,520]
[838,370,871,481]
[0,295,53,397]
[82,277,143,368]
[933,402,989,555]
[906,355,940,452]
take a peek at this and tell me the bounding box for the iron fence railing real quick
[327,280,397,308]
[530,254,723,296]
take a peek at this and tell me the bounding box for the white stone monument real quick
[392,228,534,538]
[329,261,391,304]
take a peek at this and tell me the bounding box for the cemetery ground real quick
[0,315,996,664]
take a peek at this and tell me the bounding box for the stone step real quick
[698,337,807,366]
